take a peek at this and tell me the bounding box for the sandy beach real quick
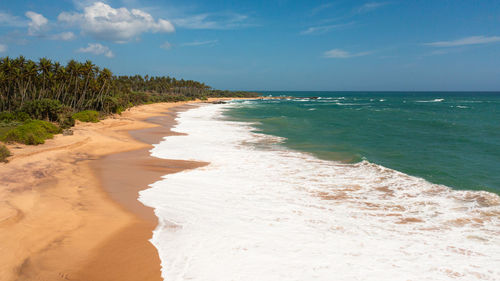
[0,99,229,281]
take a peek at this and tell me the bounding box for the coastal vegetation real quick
[72,110,100,123]
[0,55,259,146]
[0,56,257,113]
[0,143,10,162]
[1,120,61,145]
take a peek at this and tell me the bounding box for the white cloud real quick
[0,11,26,27]
[57,12,81,25]
[160,41,172,50]
[301,22,355,35]
[424,36,500,47]
[72,0,107,9]
[50,31,76,41]
[180,40,218,47]
[77,43,114,57]
[58,2,174,43]
[0,44,7,53]
[25,11,49,35]
[324,48,371,58]
[173,13,251,30]
[310,3,334,16]
[356,2,389,13]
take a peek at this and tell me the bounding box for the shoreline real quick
[77,104,208,281]
[123,99,500,280]
[0,98,237,281]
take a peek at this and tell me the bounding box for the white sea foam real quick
[139,103,500,281]
[334,102,359,105]
[416,98,445,103]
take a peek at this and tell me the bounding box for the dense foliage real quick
[0,111,31,122]
[0,57,112,112]
[0,56,259,114]
[0,143,10,162]
[0,56,259,146]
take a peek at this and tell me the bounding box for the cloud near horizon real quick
[324,48,371,58]
[424,36,500,47]
[76,43,114,58]
[0,44,7,53]
[58,2,175,43]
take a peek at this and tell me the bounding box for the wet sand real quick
[78,105,207,281]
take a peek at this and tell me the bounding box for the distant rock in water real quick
[212,101,227,104]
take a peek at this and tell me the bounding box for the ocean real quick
[139,92,500,281]
[228,92,500,194]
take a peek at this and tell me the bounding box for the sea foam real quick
[416,98,445,103]
[139,103,500,281]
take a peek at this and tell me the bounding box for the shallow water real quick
[139,104,500,281]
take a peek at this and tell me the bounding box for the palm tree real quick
[38,57,53,99]
[1,55,255,116]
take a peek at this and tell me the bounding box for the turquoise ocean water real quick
[226,92,500,194]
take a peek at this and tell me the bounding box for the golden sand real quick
[0,99,235,281]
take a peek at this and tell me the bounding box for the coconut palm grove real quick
[0,56,257,158]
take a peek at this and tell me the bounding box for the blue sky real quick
[1,0,500,91]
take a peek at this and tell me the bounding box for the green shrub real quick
[34,120,62,134]
[21,99,63,121]
[72,110,100,123]
[57,106,75,129]
[0,144,10,162]
[115,106,125,115]
[59,116,75,129]
[0,123,18,139]
[0,112,15,122]
[1,120,62,145]
[0,111,32,123]
[14,111,32,122]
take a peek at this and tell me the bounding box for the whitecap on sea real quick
[416,98,445,103]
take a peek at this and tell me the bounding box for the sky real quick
[1,0,500,91]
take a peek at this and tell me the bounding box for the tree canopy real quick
[0,56,259,114]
